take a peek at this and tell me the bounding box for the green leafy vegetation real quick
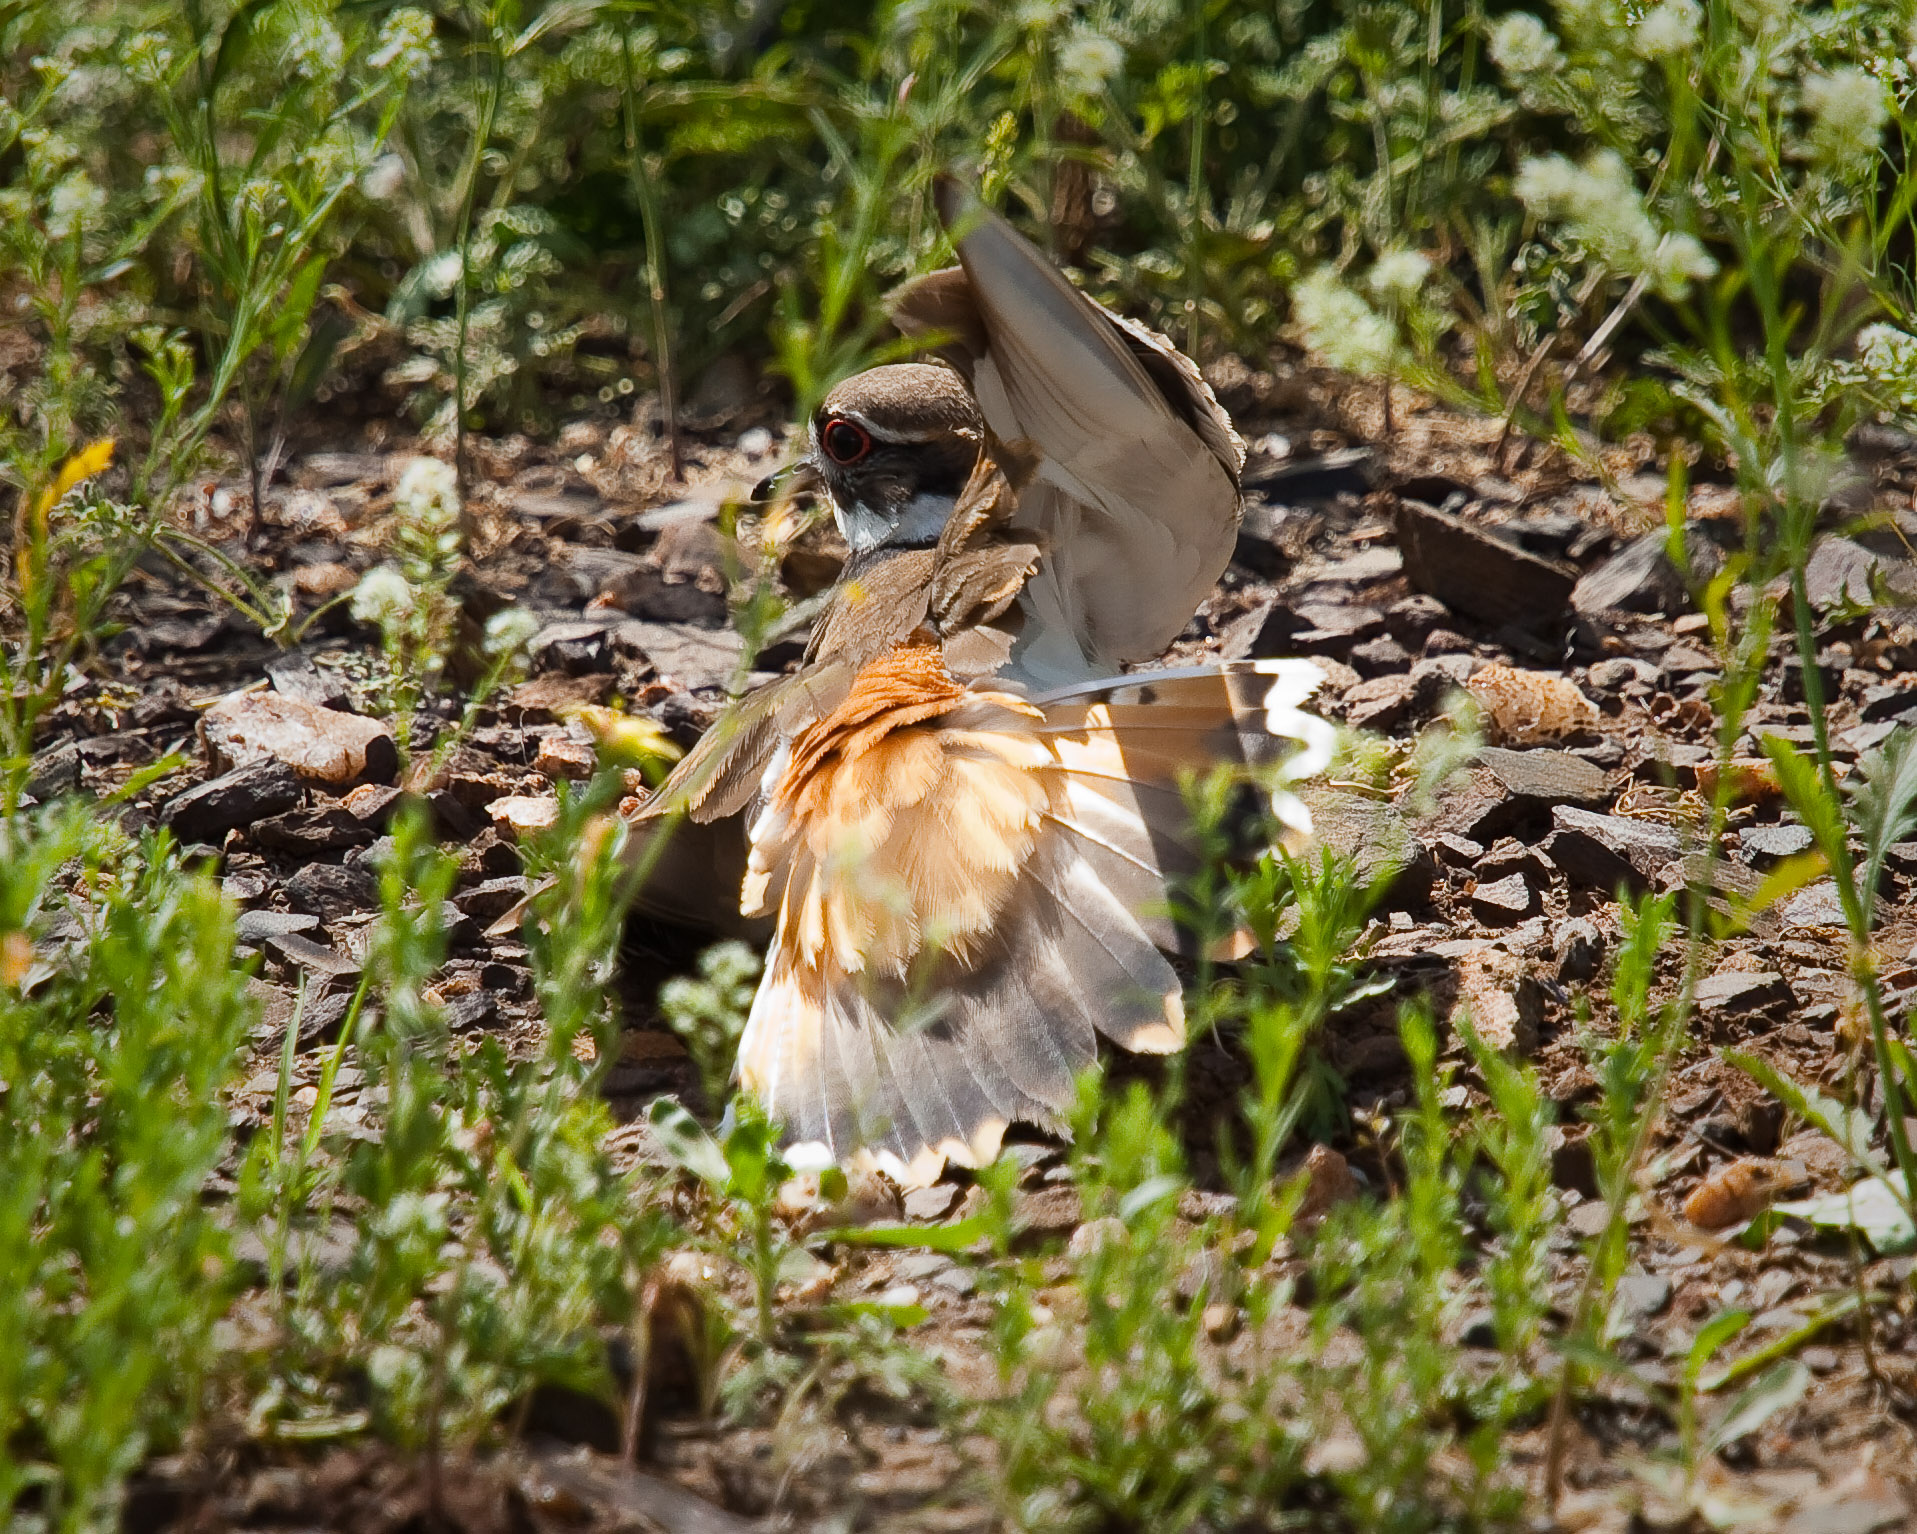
[6,0,1917,1526]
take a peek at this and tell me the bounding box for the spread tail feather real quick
[736,650,1328,1186]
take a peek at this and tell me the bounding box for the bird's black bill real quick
[751,460,824,502]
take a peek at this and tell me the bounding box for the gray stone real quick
[616,620,748,692]
[1612,1271,1672,1320]
[1382,594,1449,648]
[1394,498,1578,627]
[263,932,362,982]
[1858,682,1917,722]
[1554,917,1605,982]
[1696,969,1793,1015]
[1802,536,1904,610]
[452,875,531,923]
[1545,806,1681,893]
[283,862,378,921]
[235,910,322,946]
[160,759,304,843]
[253,806,376,855]
[26,740,81,799]
[1433,832,1484,868]
[1341,668,1448,732]
[1586,656,1659,694]
[1571,529,1705,617]
[903,1184,960,1222]
[1477,746,1609,810]
[1739,822,1815,864]
[266,650,349,709]
[1470,873,1538,924]
[1781,881,1849,929]
[1347,634,1412,677]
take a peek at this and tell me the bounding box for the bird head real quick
[753,364,983,556]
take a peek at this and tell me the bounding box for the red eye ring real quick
[820,417,872,465]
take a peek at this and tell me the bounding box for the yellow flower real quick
[32,437,115,523]
[1,931,34,990]
[562,704,685,768]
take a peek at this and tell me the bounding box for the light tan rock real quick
[535,735,596,782]
[201,691,395,786]
[487,794,559,839]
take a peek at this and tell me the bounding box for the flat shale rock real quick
[1477,746,1609,809]
[284,862,379,920]
[1342,671,1437,731]
[235,910,322,946]
[160,759,303,842]
[253,805,376,854]
[1301,786,1434,905]
[1571,530,1689,617]
[265,650,349,709]
[1545,805,1682,892]
[1780,880,1848,929]
[1392,498,1578,627]
[1450,947,1541,1052]
[619,620,748,691]
[1469,872,1539,924]
[1696,969,1793,1016]
[1740,822,1815,864]
[1554,916,1605,981]
[1801,535,1914,610]
[203,692,397,786]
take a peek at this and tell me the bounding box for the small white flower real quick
[360,154,406,202]
[1633,0,1699,59]
[1512,153,1578,210]
[125,31,173,83]
[394,456,460,532]
[1649,232,1717,291]
[1487,12,1563,78]
[1368,249,1432,300]
[1803,67,1888,174]
[482,607,541,658]
[370,8,438,75]
[45,173,106,240]
[1516,149,1713,296]
[283,12,343,80]
[1056,27,1124,98]
[350,564,416,626]
[422,250,464,297]
[1292,268,1399,376]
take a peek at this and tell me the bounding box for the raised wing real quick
[889,175,1245,683]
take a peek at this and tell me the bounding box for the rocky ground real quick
[28,360,1917,1530]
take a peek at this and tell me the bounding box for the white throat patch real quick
[835,492,953,554]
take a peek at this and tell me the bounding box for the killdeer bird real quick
[622,180,1331,1182]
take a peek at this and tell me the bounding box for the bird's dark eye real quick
[820,418,872,465]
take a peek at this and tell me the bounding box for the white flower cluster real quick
[45,172,106,241]
[1292,267,1399,377]
[1057,27,1125,98]
[125,31,173,85]
[1488,12,1563,78]
[483,607,542,659]
[1853,323,1917,411]
[1633,0,1699,59]
[370,8,438,76]
[394,456,461,540]
[282,8,344,81]
[1368,249,1432,301]
[360,153,406,202]
[1514,149,1716,297]
[1803,67,1888,175]
[350,564,416,626]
